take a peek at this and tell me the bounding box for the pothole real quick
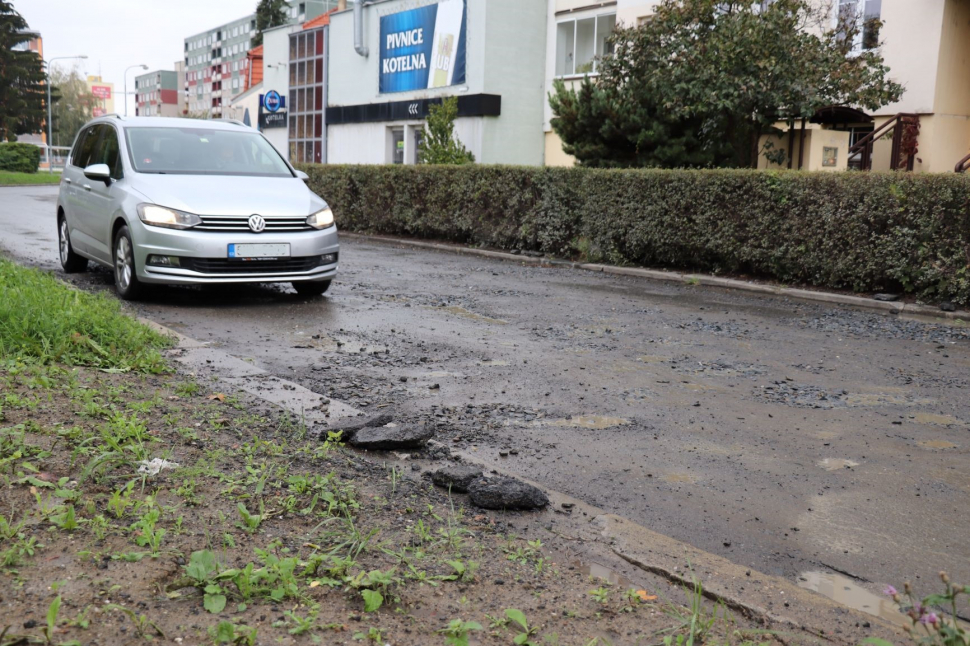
[542,416,630,430]
[918,440,958,450]
[817,458,860,471]
[797,571,908,628]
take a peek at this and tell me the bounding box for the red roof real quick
[302,9,334,30]
[244,45,263,92]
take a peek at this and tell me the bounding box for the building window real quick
[555,13,616,77]
[838,0,881,51]
[288,27,325,164]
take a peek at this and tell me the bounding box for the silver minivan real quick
[56,116,338,300]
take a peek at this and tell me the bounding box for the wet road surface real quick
[4,185,970,605]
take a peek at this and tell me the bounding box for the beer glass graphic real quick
[432,33,454,87]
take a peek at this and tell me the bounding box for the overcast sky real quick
[16,0,258,116]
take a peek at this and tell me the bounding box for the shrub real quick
[301,164,970,305]
[0,142,42,173]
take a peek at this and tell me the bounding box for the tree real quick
[0,1,48,142]
[49,66,98,147]
[253,0,288,47]
[550,0,904,168]
[418,97,475,165]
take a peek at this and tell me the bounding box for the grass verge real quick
[0,258,170,372]
[0,361,788,646]
[0,170,61,186]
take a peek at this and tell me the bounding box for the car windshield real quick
[125,127,293,177]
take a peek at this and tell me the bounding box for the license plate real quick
[228,243,291,259]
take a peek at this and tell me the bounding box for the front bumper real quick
[131,221,339,285]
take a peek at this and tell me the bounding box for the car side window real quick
[72,126,102,169]
[96,127,124,180]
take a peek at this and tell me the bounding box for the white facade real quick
[327,0,547,166]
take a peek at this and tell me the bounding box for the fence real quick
[41,146,73,173]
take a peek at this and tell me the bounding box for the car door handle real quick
[64,178,72,185]
[83,184,91,192]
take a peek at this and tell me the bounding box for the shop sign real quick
[379,0,466,94]
[91,85,112,100]
[260,112,287,129]
[262,90,284,113]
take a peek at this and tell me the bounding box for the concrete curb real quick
[342,232,969,323]
[140,315,901,642]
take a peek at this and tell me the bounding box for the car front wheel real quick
[293,280,331,297]
[113,225,145,301]
[58,216,88,273]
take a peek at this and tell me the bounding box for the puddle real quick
[798,571,908,628]
[817,458,860,471]
[573,561,635,588]
[918,440,958,450]
[477,360,509,367]
[434,306,507,325]
[813,431,841,440]
[845,393,935,407]
[426,370,462,378]
[543,416,630,430]
[662,473,697,484]
[914,413,966,427]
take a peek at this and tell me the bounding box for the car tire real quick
[113,225,145,301]
[58,216,88,273]
[293,280,331,297]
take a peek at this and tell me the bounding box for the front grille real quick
[195,215,313,232]
[180,255,335,274]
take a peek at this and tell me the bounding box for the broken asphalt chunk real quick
[430,465,484,493]
[467,476,549,510]
[349,423,434,450]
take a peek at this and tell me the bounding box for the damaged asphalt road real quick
[4,185,970,611]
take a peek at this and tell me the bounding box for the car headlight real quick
[306,207,335,230]
[136,204,202,230]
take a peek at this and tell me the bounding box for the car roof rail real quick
[97,113,124,120]
[212,118,249,127]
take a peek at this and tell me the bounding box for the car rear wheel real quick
[113,226,145,301]
[292,280,331,297]
[58,216,88,273]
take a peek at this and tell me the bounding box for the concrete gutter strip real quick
[599,514,900,641]
[342,232,968,323]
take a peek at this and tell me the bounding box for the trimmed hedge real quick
[0,142,42,174]
[301,165,970,304]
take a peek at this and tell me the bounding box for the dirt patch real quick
[0,362,785,646]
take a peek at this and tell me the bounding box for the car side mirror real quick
[295,170,309,181]
[83,163,112,185]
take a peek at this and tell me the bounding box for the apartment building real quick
[182,1,340,117]
[545,0,970,173]
[134,70,180,117]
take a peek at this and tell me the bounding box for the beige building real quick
[545,0,970,173]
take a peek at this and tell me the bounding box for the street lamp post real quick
[124,64,149,117]
[45,55,87,174]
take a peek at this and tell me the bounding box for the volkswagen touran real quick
[56,116,338,300]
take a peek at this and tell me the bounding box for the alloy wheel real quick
[115,235,132,292]
[59,219,70,264]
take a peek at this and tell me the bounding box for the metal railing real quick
[847,113,920,171]
[41,146,72,173]
[955,152,970,173]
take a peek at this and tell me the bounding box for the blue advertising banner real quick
[379,0,466,94]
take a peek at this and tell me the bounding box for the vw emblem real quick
[248,214,266,233]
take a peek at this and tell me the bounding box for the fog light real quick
[147,255,181,267]
[320,253,337,265]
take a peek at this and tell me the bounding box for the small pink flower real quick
[884,585,898,596]
[920,612,939,626]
